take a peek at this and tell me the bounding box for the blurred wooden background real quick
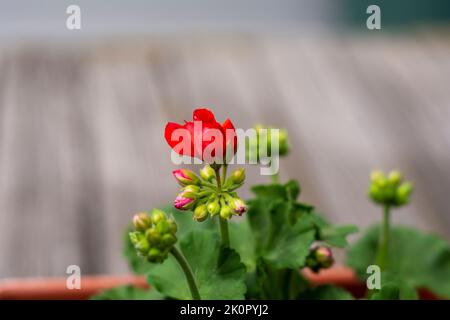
[0,33,449,278]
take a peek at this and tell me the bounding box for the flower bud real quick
[193,204,209,222]
[173,169,200,186]
[207,199,221,216]
[145,228,161,245]
[161,233,177,246]
[151,209,166,224]
[395,182,413,205]
[220,206,233,220]
[315,247,334,268]
[155,220,171,234]
[306,246,334,272]
[147,247,162,263]
[388,170,402,186]
[200,165,216,182]
[228,197,247,215]
[183,185,201,194]
[132,212,152,231]
[230,168,246,185]
[174,190,196,210]
[168,219,178,233]
[129,232,150,255]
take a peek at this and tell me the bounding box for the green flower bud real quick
[183,185,201,193]
[167,219,178,233]
[388,170,402,186]
[207,199,221,216]
[368,170,413,207]
[132,212,152,231]
[395,182,413,205]
[156,220,171,234]
[147,247,162,263]
[200,165,216,182]
[145,228,161,245]
[161,233,177,246]
[151,209,166,225]
[129,232,150,255]
[230,168,246,185]
[220,205,233,220]
[193,204,209,222]
[173,169,200,186]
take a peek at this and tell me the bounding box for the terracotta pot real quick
[0,267,438,300]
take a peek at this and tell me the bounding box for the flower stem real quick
[170,246,201,300]
[215,165,230,247]
[219,217,230,247]
[375,205,391,271]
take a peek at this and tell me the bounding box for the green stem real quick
[215,165,230,247]
[170,246,201,300]
[376,205,391,271]
[219,217,230,247]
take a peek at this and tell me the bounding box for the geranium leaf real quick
[147,230,247,300]
[347,225,450,298]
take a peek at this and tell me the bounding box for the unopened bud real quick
[174,190,196,210]
[200,165,216,182]
[155,220,171,234]
[145,228,161,245]
[396,182,413,205]
[193,204,209,222]
[278,129,289,156]
[132,212,152,231]
[306,246,334,272]
[173,169,200,186]
[388,170,402,186]
[228,197,247,215]
[220,206,233,220]
[151,209,166,224]
[161,233,177,246]
[147,247,162,263]
[207,199,221,216]
[230,168,246,185]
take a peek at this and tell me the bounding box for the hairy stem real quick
[170,246,201,300]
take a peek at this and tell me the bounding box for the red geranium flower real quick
[164,108,237,163]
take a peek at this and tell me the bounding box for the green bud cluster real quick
[246,124,290,161]
[174,165,247,222]
[129,209,178,263]
[306,246,334,273]
[369,170,413,207]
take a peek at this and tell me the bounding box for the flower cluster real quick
[129,209,178,263]
[246,124,290,161]
[305,246,334,273]
[173,166,247,221]
[369,170,413,207]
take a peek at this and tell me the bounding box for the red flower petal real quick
[193,108,216,123]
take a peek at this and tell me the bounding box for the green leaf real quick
[347,225,450,298]
[147,230,247,300]
[91,285,163,300]
[369,275,418,300]
[300,285,354,300]
[246,180,356,270]
[370,284,400,300]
